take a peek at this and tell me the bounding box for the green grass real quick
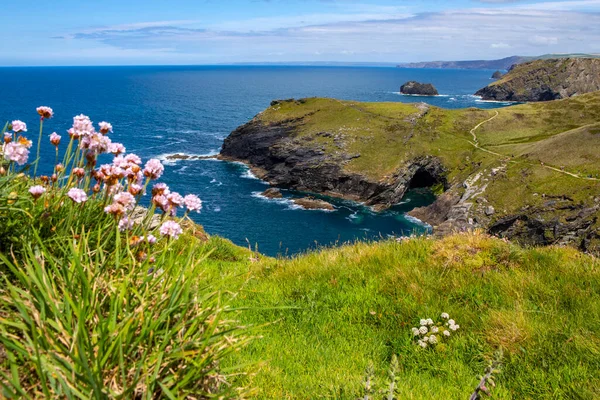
[202,232,600,399]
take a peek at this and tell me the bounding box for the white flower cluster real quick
[411,312,459,349]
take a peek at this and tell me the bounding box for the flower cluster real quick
[3,106,205,256]
[411,312,459,349]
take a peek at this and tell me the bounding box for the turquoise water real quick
[0,66,509,255]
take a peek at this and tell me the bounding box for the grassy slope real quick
[260,94,600,233]
[206,232,600,399]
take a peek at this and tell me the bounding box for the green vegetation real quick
[261,94,600,247]
[2,106,600,399]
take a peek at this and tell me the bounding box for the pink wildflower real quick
[67,188,88,203]
[152,183,170,196]
[36,106,54,119]
[124,153,142,165]
[128,183,143,196]
[69,114,94,139]
[3,142,29,165]
[109,142,126,155]
[118,217,134,232]
[98,121,113,135]
[183,194,202,212]
[113,191,136,209]
[11,120,27,133]
[146,234,157,244]
[72,167,85,178]
[143,159,164,180]
[152,194,169,211]
[28,185,46,199]
[159,220,183,239]
[49,132,61,146]
[80,132,111,154]
[167,192,184,208]
[104,202,125,217]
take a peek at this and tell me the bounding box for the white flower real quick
[419,326,428,335]
[420,319,427,326]
[443,330,451,337]
[431,326,439,333]
[429,335,438,344]
[426,318,434,326]
[422,336,429,342]
[450,324,460,331]
[441,312,449,319]
[447,319,455,326]
[412,328,420,336]
[419,340,427,348]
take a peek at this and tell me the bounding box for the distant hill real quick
[475,58,600,101]
[397,53,600,70]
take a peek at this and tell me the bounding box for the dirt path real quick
[468,110,600,182]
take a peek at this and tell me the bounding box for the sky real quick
[2,0,600,66]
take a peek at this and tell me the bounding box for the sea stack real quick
[491,70,503,79]
[400,81,439,96]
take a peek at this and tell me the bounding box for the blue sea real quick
[0,66,509,256]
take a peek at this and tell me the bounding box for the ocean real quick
[0,66,510,256]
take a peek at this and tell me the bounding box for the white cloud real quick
[491,42,511,48]
[528,35,559,45]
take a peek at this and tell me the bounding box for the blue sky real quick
[2,0,600,65]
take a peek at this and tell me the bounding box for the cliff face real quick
[220,103,447,210]
[220,96,600,253]
[475,58,600,102]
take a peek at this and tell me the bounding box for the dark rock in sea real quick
[262,187,283,199]
[293,197,335,211]
[491,70,503,79]
[475,58,600,102]
[400,81,439,96]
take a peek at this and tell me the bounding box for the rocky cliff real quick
[475,58,600,102]
[220,95,600,253]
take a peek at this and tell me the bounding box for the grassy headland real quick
[224,94,600,252]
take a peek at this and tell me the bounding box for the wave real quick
[389,91,449,97]
[240,168,268,184]
[403,214,432,228]
[157,150,221,165]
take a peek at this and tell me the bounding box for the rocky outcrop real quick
[293,197,335,211]
[475,58,600,102]
[219,109,447,211]
[491,71,503,79]
[400,81,439,96]
[165,153,217,160]
[262,187,283,199]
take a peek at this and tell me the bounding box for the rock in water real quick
[292,197,335,211]
[491,70,503,79]
[400,81,439,96]
[475,58,600,102]
[262,187,283,199]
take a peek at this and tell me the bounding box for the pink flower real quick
[118,216,134,232]
[143,159,164,180]
[146,234,157,244]
[67,188,88,203]
[128,183,143,196]
[3,142,29,165]
[183,194,202,212]
[72,167,85,178]
[113,191,136,209]
[98,121,113,134]
[152,194,169,211]
[69,114,94,139]
[49,132,61,146]
[124,154,142,165]
[109,142,126,155]
[28,185,46,199]
[104,202,125,217]
[159,220,183,239]
[152,183,170,196]
[80,132,111,154]
[36,106,54,119]
[11,120,27,133]
[167,192,184,207]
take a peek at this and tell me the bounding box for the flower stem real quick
[33,118,44,177]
